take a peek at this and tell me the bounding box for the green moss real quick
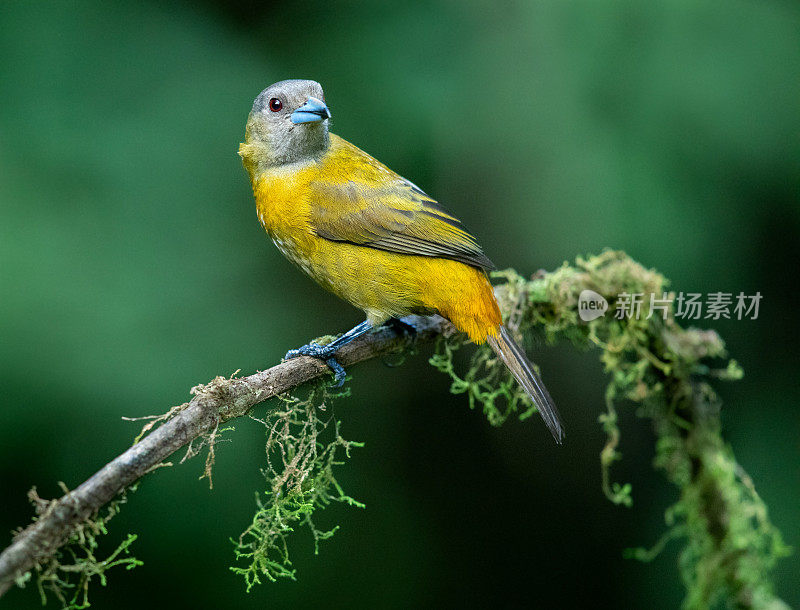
[230,383,363,589]
[27,250,786,608]
[430,250,789,609]
[19,485,142,609]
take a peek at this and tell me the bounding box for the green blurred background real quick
[1,1,798,607]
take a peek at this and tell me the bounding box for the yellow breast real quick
[244,134,385,276]
[240,134,501,339]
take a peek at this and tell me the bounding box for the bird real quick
[239,79,564,443]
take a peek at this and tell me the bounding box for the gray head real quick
[243,79,332,168]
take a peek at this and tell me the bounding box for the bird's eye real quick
[268,98,283,112]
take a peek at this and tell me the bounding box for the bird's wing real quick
[308,141,494,271]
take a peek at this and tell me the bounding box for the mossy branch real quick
[431,252,789,608]
[0,314,449,599]
[0,250,790,609]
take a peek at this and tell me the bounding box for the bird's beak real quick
[290,97,332,124]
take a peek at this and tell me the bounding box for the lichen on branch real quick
[230,383,364,588]
[0,250,789,610]
[15,485,141,610]
[431,251,789,609]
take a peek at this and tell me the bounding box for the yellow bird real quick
[239,79,564,443]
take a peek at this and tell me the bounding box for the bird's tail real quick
[487,325,564,444]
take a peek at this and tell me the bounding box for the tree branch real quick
[0,314,450,597]
[1,253,789,608]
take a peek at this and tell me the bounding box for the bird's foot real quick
[284,341,347,387]
[284,321,373,387]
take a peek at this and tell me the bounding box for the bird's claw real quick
[284,342,347,386]
[324,357,347,387]
[284,342,331,360]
